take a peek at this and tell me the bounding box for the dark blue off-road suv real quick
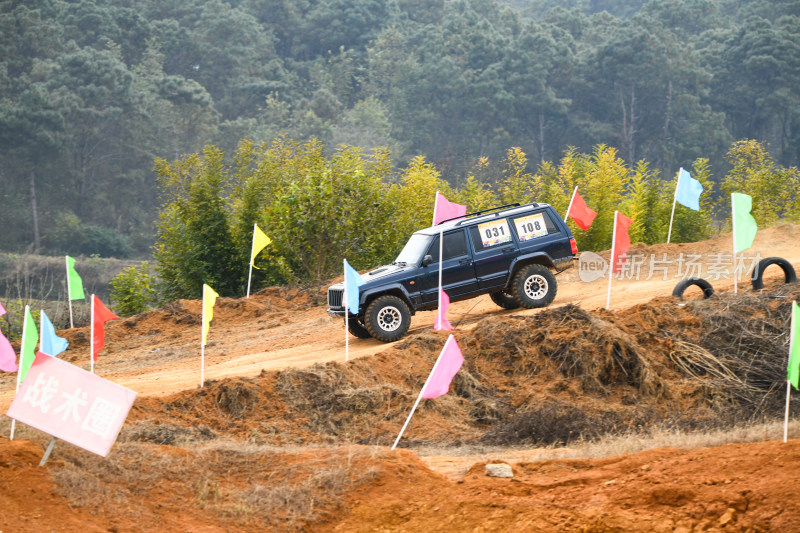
[327,203,578,342]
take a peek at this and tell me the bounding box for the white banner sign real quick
[7,352,137,457]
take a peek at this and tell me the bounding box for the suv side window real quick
[426,230,468,262]
[469,217,512,252]
[512,210,559,242]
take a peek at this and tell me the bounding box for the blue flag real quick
[40,310,69,356]
[675,168,703,211]
[344,259,365,315]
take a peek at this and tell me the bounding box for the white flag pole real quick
[785,380,792,443]
[436,228,444,329]
[10,304,30,440]
[605,211,618,310]
[667,168,681,244]
[392,335,453,450]
[246,223,257,299]
[785,302,796,443]
[200,287,206,388]
[66,255,74,329]
[732,193,738,294]
[90,295,95,374]
[344,259,349,363]
[564,186,578,223]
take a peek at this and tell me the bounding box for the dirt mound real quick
[122,285,800,451]
[5,434,800,533]
[0,438,108,533]
[332,439,800,532]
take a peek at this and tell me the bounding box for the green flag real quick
[19,306,38,382]
[789,301,800,390]
[731,193,758,253]
[66,255,85,300]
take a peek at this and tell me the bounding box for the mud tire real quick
[512,264,557,309]
[490,291,520,310]
[750,257,797,290]
[347,319,372,339]
[672,277,714,300]
[364,295,411,342]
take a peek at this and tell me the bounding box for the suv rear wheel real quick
[490,290,520,310]
[364,295,411,342]
[347,319,372,338]
[512,264,557,308]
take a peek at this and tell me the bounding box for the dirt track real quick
[2,225,800,532]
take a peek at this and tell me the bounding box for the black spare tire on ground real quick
[672,277,714,300]
[750,257,797,290]
[364,295,411,342]
[512,264,557,308]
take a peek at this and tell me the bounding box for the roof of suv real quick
[415,202,553,236]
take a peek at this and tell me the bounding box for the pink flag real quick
[0,300,6,315]
[433,192,467,225]
[434,289,452,331]
[422,335,463,399]
[0,329,17,372]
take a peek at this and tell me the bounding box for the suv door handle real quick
[459,258,472,265]
[502,246,516,253]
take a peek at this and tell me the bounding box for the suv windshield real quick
[394,233,433,265]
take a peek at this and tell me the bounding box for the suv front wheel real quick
[364,295,411,342]
[347,319,372,339]
[512,264,557,308]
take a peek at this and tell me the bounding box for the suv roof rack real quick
[438,202,534,226]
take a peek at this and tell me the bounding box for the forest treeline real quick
[151,137,798,301]
[3,0,800,258]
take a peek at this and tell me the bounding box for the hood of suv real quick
[329,262,416,292]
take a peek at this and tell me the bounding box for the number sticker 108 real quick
[515,213,548,241]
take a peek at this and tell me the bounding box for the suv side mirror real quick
[421,254,433,267]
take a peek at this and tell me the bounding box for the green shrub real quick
[110,262,157,317]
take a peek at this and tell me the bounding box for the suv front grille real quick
[328,287,344,308]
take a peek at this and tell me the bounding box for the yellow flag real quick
[251,224,272,266]
[202,284,219,345]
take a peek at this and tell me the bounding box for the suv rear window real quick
[513,211,559,242]
[469,217,512,252]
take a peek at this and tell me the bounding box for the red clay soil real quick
[332,440,800,532]
[2,225,800,532]
[2,435,800,532]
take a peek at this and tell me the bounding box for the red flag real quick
[611,212,633,274]
[434,289,452,331]
[92,295,119,360]
[567,190,597,231]
[433,192,467,225]
[421,335,463,399]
